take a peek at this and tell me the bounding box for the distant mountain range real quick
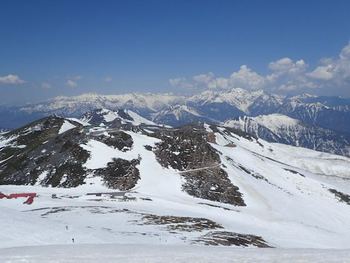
[1,88,350,156]
[224,114,350,157]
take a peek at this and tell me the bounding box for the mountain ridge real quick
[224,113,350,156]
[1,88,350,157]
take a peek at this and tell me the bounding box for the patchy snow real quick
[58,120,76,134]
[14,144,26,149]
[225,114,301,134]
[172,105,201,120]
[101,109,118,122]
[204,123,213,133]
[189,88,270,113]
[126,110,156,125]
[253,114,300,129]
[125,131,185,198]
[35,171,49,186]
[0,134,26,150]
[84,108,157,126]
[67,117,90,126]
[80,139,138,169]
[0,134,18,148]
[223,113,350,156]
[2,123,350,252]
[0,155,14,164]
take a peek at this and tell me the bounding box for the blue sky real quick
[1,0,350,104]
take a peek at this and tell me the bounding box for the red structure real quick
[0,192,37,205]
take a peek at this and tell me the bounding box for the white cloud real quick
[215,77,229,89]
[340,44,350,59]
[333,44,350,81]
[67,79,77,88]
[0,74,25,85]
[268,58,306,75]
[192,72,217,89]
[169,68,265,91]
[104,76,112,82]
[66,76,81,88]
[308,65,334,80]
[41,82,52,89]
[169,65,278,92]
[266,58,315,91]
[169,77,195,89]
[193,72,215,84]
[229,65,266,90]
[307,43,350,90]
[169,42,350,95]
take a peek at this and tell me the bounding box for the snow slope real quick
[2,244,350,263]
[224,114,350,156]
[189,88,268,113]
[1,118,350,252]
[82,108,157,126]
[58,120,76,134]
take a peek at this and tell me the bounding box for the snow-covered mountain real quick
[1,88,350,157]
[0,93,184,129]
[224,114,350,156]
[81,108,157,127]
[187,90,350,135]
[1,111,350,249]
[22,92,185,114]
[3,89,350,131]
[152,105,212,127]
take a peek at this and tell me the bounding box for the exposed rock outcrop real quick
[153,125,245,206]
[95,158,140,190]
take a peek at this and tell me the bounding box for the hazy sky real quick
[1,0,350,105]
